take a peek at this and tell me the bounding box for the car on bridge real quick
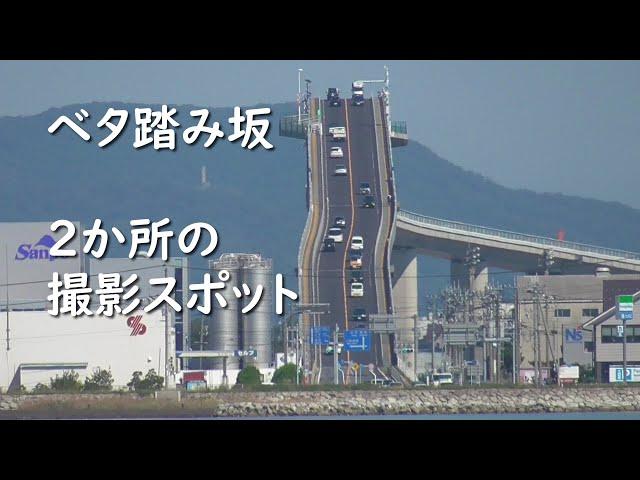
[325,342,343,355]
[330,146,344,158]
[350,282,364,297]
[349,252,362,269]
[359,182,371,195]
[350,270,364,283]
[351,307,368,323]
[334,216,346,228]
[351,236,364,250]
[334,164,348,175]
[323,238,336,252]
[352,80,364,91]
[327,227,343,243]
[361,195,376,208]
[327,87,340,107]
[329,127,346,141]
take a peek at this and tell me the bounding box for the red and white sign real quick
[127,315,147,336]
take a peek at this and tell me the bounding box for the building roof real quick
[19,362,88,370]
[581,290,640,329]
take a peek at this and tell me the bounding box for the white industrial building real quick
[0,309,171,391]
[0,222,279,391]
[0,221,186,392]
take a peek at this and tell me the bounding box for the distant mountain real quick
[394,141,640,252]
[1,101,639,291]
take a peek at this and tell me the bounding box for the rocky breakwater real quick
[2,387,640,417]
[194,387,640,417]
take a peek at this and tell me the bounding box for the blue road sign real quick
[618,311,633,321]
[310,326,331,345]
[344,330,372,352]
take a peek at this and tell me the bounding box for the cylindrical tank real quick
[242,257,273,369]
[209,253,273,370]
[210,255,242,369]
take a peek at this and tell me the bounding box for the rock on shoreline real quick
[2,387,640,418]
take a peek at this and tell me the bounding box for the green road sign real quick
[618,295,634,321]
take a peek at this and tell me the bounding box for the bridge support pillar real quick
[391,248,419,379]
[450,259,488,293]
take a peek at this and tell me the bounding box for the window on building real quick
[629,326,640,343]
[555,309,571,318]
[175,268,183,291]
[602,325,640,343]
[602,326,622,343]
[584,341,594,353]
[582,308,599,317]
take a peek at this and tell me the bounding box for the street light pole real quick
[297,68,303,124]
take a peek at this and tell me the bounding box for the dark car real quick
[359,182,371,195]
[334,216,346,228]
[362,195,376,208]
[351,307,368,323]
[327,87,340,106]
[323,238,335,252]
[350,270,364,283]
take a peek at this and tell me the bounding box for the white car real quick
[329,126,346,141]
[351,236,364,250]
[330,146,344,158]
[431,373,453,386]
[328,227,343,243]
[350,282,364,297]
[334,164,348,175]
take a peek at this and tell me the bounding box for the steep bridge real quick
[282,72,640,384]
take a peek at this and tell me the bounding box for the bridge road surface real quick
[316,97,384,382]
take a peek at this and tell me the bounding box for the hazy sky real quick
[1,60,639,208]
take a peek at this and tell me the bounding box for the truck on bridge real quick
[329,126,346,141]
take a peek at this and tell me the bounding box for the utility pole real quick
[514,275,520,384]
[512,322,516,385]
[284,309,289,367]
[495,291,502,383]
[431,315,436,378]
[164,267,170,390]
[5,245,10,352]
[482,325,487,383]
[296,314,301,385]
[623,320,628,385]
[527,283,545,388]
[333,324,339,385]
[536,300,542,387]
[199,317,205,370]
[413,314,418,382]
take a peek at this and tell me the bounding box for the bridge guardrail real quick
[297,127,314,298]
[397,210,640,261]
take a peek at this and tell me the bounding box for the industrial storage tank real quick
[210,254,242,369]
[242,256,273,369]
[209,253,273,370]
